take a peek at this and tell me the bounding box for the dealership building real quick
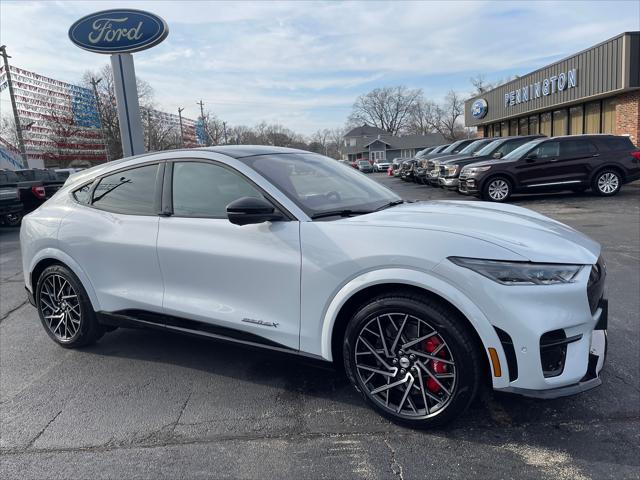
[465,32,640,146]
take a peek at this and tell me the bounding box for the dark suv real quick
[459,135,640,202]
[436,135,544,189]
[416,139,476,185]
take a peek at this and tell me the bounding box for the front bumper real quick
[458,177,479,195]
[438,177,459,189]
[0,202,23,216]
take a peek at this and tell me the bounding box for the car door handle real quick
[549,158,559,162]
[592,154,600,157]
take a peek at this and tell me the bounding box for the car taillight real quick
[631,151,640,162]
[32,185,46,199]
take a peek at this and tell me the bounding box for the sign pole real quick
[110,53,145,157]
[0,45,29,168]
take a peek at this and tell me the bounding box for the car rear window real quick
[0,170,20,184]
[600,136,635,151]
[92,164,159,215]
[560,140,598,156]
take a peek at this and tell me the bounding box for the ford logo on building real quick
[69,9,168,54]
[471,98,488,119]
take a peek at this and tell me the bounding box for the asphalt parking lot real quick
[1,174,639,479]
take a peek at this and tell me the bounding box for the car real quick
[12,169,65,222]
[435,136,544,190]
[417,139,477,186]
[459,134,640,202]
[373,159,391,172]
[0,169,24,227]
[55,167,85,181]
[357,160,374,173]
[391,157,405,177]
[399,158,419,181]
[425,138,498,186]
[21,145,608,428]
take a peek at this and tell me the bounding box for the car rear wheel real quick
[343,292,482,428]
[483,177,512,202]
[593,170,621,196]
[36,265,104,348]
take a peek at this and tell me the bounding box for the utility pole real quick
[89,77,111,162]
[223,121,227,144]
[146,108,152,151]
[197,99,211,146]
[177,107,185,148]
[0,45,28,168]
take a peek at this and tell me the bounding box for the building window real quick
[602,98,617,134]
[552,109,568,136]
[493,123,501,137]
[510,119,518,136]
[540,112,552,137]
[501,121,508,137]
[569,106,584,135]
[529,115,539,134]
[585,101,601,134]
[349,138,356,147]
[519,118,529,135]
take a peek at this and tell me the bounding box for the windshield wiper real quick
[373,200,404,212]
[310,209,372,219]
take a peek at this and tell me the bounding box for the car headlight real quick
[444,164,458,176]
[449,257,583,285]
[462,166,491,176]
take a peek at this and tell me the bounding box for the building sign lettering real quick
[504,69,577,108]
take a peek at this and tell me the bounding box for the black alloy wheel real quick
[343,292,482,428]
[36,264,104,348]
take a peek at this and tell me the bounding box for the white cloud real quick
[1,0,639,134]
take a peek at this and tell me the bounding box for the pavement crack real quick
[383,437,404,480]
[172,391,193,434]
[0,298,28,324]
[26,410,62,449]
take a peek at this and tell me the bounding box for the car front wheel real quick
[593,170,621,196]
[343,292,482,428]
[483,177,512,202]
[36,265,104,348]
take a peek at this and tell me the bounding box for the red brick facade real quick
[615,90,640,146]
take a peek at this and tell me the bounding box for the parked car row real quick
[391,134,640,202]
[0,168,80,226]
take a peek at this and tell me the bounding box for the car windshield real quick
[358,161,369,165]
[240,153,401,218]
[473,139,508,157]
[459,139,492,155]
[440,142,463,154]
[502,138,545,160]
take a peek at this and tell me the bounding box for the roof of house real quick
[344,132,446,155]
[344,124,388,137]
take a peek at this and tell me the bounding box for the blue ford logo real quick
[69,9,168,54]
[471,99,488,119]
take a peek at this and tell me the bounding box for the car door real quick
[156,160,301,351]
[514,140,560,188]
[59,162,165,313]
[556,139,599,185]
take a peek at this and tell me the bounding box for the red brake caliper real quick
[423,337,447,393]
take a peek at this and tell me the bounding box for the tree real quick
[436,90,465,141]
[348,86,422,135]
[310,128,331,155]
[407,99,439,135]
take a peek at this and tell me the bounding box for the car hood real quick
[341,201,600,264]
[439,154,491,165]
[461,157,517,169]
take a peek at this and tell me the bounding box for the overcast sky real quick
[1,0,639,135]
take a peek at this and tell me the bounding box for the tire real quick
[343,292,482,428]
[482,176,512,202]
[36,264,104,348]
[592,169,621,196]
[3,212,22,227]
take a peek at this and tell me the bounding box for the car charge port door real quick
[155,160,302,351]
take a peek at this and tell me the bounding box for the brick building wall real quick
[615,90,640,146]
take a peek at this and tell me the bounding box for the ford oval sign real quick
[69,9,168,54]
[471,98,488,119]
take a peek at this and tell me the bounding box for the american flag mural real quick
[145,108,201,148]
[0,65,108,166]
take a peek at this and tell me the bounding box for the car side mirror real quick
[226,197,284,226]
[492,152,503,159]
[525,153,538,162]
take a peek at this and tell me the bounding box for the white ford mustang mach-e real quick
[20,146,607,427]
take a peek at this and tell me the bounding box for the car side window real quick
[72,182,93,204]
[560,140,598,156]
[531,141,560,158]
[172,161,266,218]
[92,164,159,215]
[497,138,530,156]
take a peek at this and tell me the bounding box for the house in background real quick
[343,124,446,162]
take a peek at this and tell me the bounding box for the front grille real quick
[587,257,606,314]
[494,327,518,381]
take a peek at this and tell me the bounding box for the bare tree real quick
[348,86,422,135]
[407,99,439,135]
[437,90,465,141]
[310,128,331,155]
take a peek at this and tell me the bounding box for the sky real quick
[1,0,639,135]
